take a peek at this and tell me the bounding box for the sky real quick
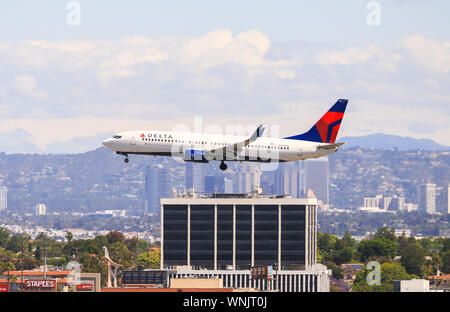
[0,0,449,153]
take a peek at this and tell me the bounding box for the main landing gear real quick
[219,161,227,171]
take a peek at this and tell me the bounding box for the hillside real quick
[0,147,449,213]
[340,133,449,151]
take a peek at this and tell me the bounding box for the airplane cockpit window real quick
[113,135,122,139]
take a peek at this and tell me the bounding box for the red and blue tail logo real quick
[284,99,348,144]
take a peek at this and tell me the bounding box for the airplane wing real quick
[209,124,266,160]
[317,142,345,150]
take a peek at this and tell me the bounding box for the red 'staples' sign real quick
[0,284,10,292]
[24,280,56,289]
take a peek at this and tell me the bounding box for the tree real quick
[357,238,398,262]
[342,232,357,250]
[0,227,10,248]
[66,232,73,246]
[380,263,411,284]
[136,239,150,254]
[137,250,160,269]
[6,234,31,253]
[373,227,397,242]
[352,262,412,292]
[324,261,343,279]
[332,247,354,265]
[125,237,139,255]
[441,251,450,274]
[106,231,125,245]
[0,247,15,274]
[443,239,450,253]
[35,245,42,260]
[400,240,426,276]
[318,232,337,253]
[109,241,133,268]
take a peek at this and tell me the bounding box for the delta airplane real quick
[102,99,348,171]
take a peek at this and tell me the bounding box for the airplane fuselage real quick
[102,130,339,163]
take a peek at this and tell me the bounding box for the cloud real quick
[13,74,48,99]
[401,34,450,74]
[0,30,449,152]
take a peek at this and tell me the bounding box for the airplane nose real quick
[102,138,113,147]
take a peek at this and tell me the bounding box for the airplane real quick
[102,99,348,171]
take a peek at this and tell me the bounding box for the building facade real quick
[145,165,170,214]
[419,183,436,214]
[185,162,207,193]
[167,266,330,292]
[273,162,304,198]
[437,184,450,215]
[35,204,46,216]
[305,158,329,207]
[0,187,6,211]
[159,196,330,292]
[161,196,317,271]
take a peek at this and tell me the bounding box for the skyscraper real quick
[35,204,47,216]
[185,162,207,193]
[145,165,170,214]
[305,158,329,207]
[437,185,450,215]
[273,162,304,198]
[0,187,7,211]
[418,183,436,214]
[232,163,261,193]
[390,196,406,212]
[224,178,233,193]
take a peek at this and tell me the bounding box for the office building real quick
[390,196,406,212]
[145,165,170,214]
[404,203,418,212]
[419,183,436,214]
[232,163,261,193]
[160,195,330,292]
[436,185,449,215]
[0,187,6,211]
[393,279,430,292]
[272,162,304,198]
[363,195,383,209]
[305,158,329,207]
[382,197,393,210]
[224,178,233,193]
[185,162,207,193]
[35,204,47,216]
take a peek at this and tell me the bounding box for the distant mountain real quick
[339,133,449,151]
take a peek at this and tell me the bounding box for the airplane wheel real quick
[219,162,227,171]
[124,158,129,163]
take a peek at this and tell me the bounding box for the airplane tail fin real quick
[284,99,348,144]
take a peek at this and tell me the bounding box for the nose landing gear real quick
[219,161,227,171]
[116,152,129,163]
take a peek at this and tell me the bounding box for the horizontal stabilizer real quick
[317,142,345,150]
